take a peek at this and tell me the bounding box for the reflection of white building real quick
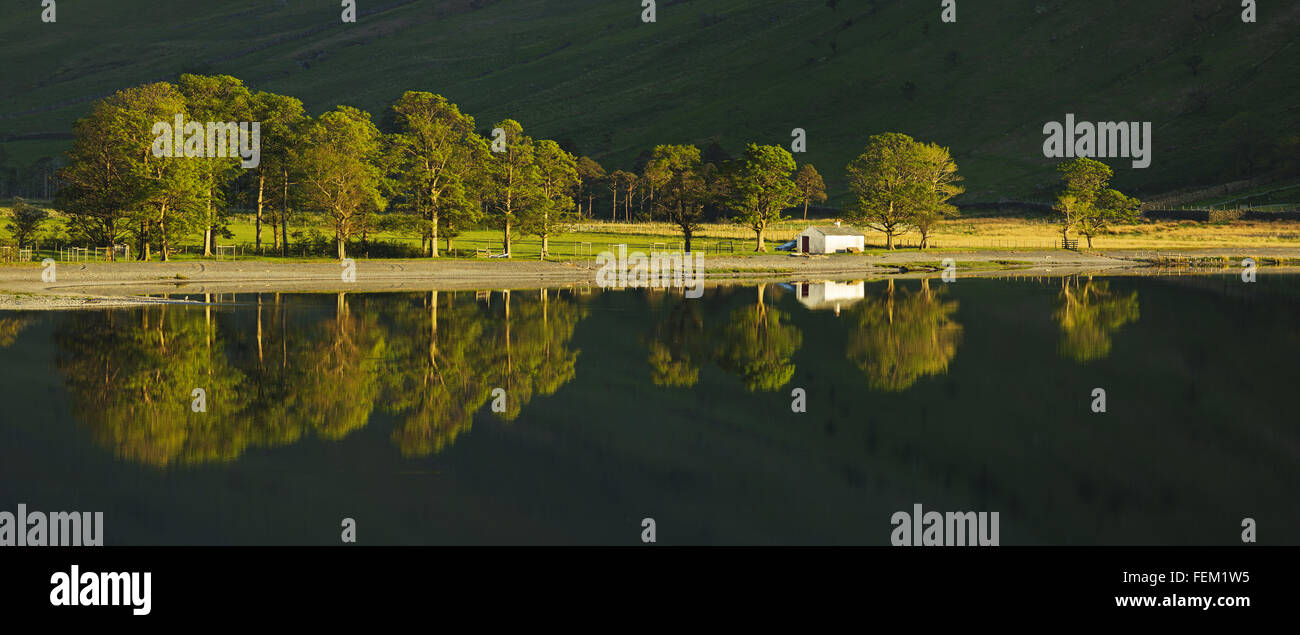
[794,280,865,316]
[796,223,865,254]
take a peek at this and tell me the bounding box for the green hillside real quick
[2,0,1298,202]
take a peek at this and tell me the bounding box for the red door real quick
[801,236,810,253]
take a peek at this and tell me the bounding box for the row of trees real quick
[51,75,1142,258]
[51,75,589,260]
[51,75,968,259]
[51,76,841,259]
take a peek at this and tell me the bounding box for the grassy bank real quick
[3,203,1299,264]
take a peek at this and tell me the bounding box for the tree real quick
[607,170,633,221]
[645,145,709,253]
[484,119,539,257]
[1054,158,1138,248]
[435,180,484,255]
[55,89,154,259]
[6,198,48,248]
[177,74,252,257]
[846,133,929,250]
[1078,188,1141,248]
[1057,157,1112,204]
[575,156,606,219]
[249,91,306,254]
[1053,194,1085,246]
[728,143,801,251]
[125,82,205,261]
[389,92,488,257]
[793,163,827,220]
[622,171,639,221]
[912,142,963,249]
[296,106,388,260]
[526,139,579,259]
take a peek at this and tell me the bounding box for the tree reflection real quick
[54,304,251,467]
[0,315,33,348]
[1054,276,1139,362]
[646,297,705,388]
[285,293,387,440]
[483,288,584,422]
[712,284,803,391]
[845,279,962,391]
[53,289,585,465]
[380,291,493,457]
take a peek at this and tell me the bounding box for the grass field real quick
[4,200,1297,264]
[3,0,1298,203]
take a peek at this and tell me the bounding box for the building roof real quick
[807,225,862,236]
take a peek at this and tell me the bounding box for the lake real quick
[1,274,1297,545]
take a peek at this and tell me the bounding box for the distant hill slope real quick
[1,0,1298,202]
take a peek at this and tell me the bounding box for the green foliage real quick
[5,197,48,248]
[793,163,827,220]
[484,119,541,256]
[1055,158,1141,247]
[727,144,800,252]
[645,144,709,252]
[177,74,254,256]
[846,133,961,250]
[523,140,580,258]
[389,91,488,257]
[296,106,388,259]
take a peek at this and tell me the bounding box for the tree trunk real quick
[887,232,895,250]
[683,227,693,254]
[203,192,213,257]
[336,233,346,260]
[431,211,440,258]
[503,216,512,257]
[755,227,766,252]
[803,199,809,220]
[611,189,618,221]
[255,174,265,252]
[281,171,290,257]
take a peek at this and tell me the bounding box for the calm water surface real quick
[1,275,1297,544]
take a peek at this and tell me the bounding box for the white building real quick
[794,280,866,316]
[796,223,865,254]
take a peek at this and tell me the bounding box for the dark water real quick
[1,275,1297,545]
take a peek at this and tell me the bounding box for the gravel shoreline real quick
[2,248,1294,310]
